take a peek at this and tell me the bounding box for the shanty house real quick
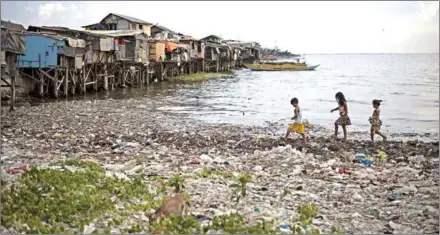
[178,34,204,59]
[1,25,26,80]
[240,41,261,63]
[200,35,223,44]
[150,24,180,42]
[82,13,153,36]
[201,35,231,61]
[86,30,149,64]
[1,24,26,109]
[1,20,26,32]
[18,33,66,68]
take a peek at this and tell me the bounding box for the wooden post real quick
[71,72,76,95]
[93,65,98,92]
[39,71,44,98]
[64,68,69,98]
[53,69,59,98]
[146,65,150,86]
[10,76,16,111]
[122,63,126,87]
[160,62,164,81]
[103,64,108,91]
[83,66,86,95]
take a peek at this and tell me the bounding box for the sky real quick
[1,1,439,54]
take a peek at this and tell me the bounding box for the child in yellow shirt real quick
[285,98,307,143]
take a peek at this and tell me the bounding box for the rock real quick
[253,165,263,171]
[352,193,365,202]
[200,154,213,165]
[83,224,95,234]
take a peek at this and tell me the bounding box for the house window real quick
[192,43,195,50]
[109,24,117,30]
[167,32,173,39]
[138,24,143,30]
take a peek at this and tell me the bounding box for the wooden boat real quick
[244,57,319,71]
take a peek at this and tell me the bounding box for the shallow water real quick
[40,54,439,139]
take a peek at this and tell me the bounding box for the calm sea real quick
[169,54,439,137]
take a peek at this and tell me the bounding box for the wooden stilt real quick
[122,63,126,87]
[146,65,150,86]
[160,62,164,81]
[10,76,16,111]
[103,64,108,91]
[83,66,86,95]
[39,71,44,98]
[71,72,76,95]
[53,69,59,98]
[64,68,69,98]
[93,65,98,92]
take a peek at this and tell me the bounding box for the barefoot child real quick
[369,99,387,142]
[330,92,351,141]
[285,98,307,143]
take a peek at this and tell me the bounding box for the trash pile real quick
[1,98,439,234]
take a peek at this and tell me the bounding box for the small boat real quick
[244,57,319,71]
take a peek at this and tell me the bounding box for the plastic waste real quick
[338,168,349,174]
[360,159,372,167]
[355,152,366,160]
[253,207,260,213]
[378,151,387,161]
[388,193,403,201]
[5,164,29,174]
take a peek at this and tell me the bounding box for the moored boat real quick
[244,57,319,71]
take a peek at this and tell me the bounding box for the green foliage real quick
[230,173,252,208]
[167,174,185,193]
[1,160,155,234]
[201,168,211,178]
[149,214,280,234]
[198,168,234,179]
[149,214,201,234]
[283,187,291,196]
[174,72,233,82]
[289,203,339,234]
[330,226,343,234]
[207,214,280,234]
[297,204,318,222]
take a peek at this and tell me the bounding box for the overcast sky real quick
[1,1,439,53]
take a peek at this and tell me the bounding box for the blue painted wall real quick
[18,34,66,68]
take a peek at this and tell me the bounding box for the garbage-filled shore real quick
[1,98,439,234]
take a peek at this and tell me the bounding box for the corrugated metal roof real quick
[84,29,145,37]
[24,32,71,41]
[151,24,176,34]
[1,20,26,32]
[178,34,199,41]
[105,13,152,25]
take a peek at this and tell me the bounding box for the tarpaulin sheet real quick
[1,30,25,54]
[165,42,177,52]
[99,38,112,51]
[67,38,86,48]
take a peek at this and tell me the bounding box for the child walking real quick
[285,98,307,143]
[330,92,351,141]
[369,99,387,142]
